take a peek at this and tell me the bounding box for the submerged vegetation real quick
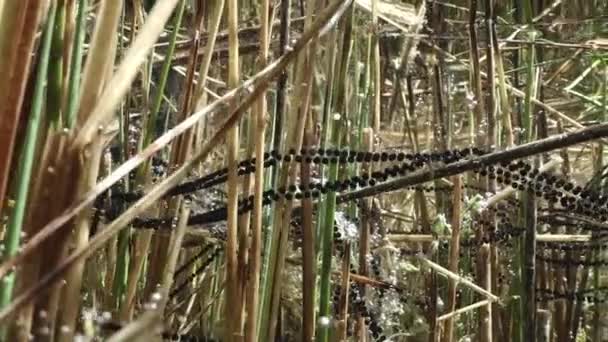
[0,0,607,341]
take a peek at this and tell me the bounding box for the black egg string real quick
[106,147,488,225]
[538,214,608,234]
[535,254,608,268]
[109,147,487,205]
[130,149,481,229]
[473,161,608,222]
[536,287,608,303]
[169,247,222,300]
[537,240,608,252]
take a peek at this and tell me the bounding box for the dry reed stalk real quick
[14,135,72,342]
[39,4,125,322]
[74,0,124,129]
[56,138,106,342]
[416,255,500,303]
[158,204,190,313]
[120,213,156,319]
[437,300,491,322]
[75,0,182,144]
[31,135,76,341]
[442,175,462,342]
[224,0,242,340]
[479,243,493,342]
[244,0,270,339]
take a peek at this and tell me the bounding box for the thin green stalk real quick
[0,0,57,322]
[113,6,135,308]
[317,6,353,341]
[259,1,292,338]
[316,118,341,342]
[65,0,87,129]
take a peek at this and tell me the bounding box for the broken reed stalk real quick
[437,300,491,322]
[416,255,500,303]
[0,0,354,324]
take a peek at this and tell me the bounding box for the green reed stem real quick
[317,5,353,341]
[0,0,58,317]
[66,0,88,129]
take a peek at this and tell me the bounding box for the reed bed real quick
[0,0,607,341]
